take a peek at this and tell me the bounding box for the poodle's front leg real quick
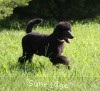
[49,55,70,70]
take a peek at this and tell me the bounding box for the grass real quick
[0,20,100,91]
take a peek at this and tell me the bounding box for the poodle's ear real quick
[54,24,62,32]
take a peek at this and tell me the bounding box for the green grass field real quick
[0,21,100,91]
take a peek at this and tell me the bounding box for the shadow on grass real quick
[0,16,100,32]
[8,61,47,74]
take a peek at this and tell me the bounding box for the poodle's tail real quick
[26,18,43,33]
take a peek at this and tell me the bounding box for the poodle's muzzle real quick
[64,30,74,43]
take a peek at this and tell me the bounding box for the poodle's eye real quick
[65,27,71,31]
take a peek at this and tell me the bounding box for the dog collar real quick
[57,39,64,42]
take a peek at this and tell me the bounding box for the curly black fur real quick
[18,18,74,70]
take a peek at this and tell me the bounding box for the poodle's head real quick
[53,21,74,43]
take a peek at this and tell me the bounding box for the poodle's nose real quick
[67,31,74,39]
[71,35,74,39]
[69,34,74,39]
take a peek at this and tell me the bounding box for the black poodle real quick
[18,18,74,70]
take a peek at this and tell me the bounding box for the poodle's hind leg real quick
[24,51,34,63]
[18,51,27,64]
[18,52,33,64]
[18,54,26,64]
[28,54,34,63]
